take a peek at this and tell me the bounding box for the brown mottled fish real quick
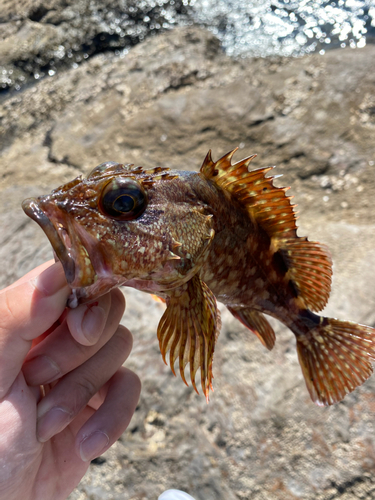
[22,149,375,406]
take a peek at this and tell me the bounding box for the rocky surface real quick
[1,23,375,500]
[0,0,192,92]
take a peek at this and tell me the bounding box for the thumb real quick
[0,262,70,399]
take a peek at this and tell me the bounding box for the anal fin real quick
[296,317,375,405]
[157,275,220,401]
[227,306,275,351]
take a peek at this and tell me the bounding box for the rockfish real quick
[22,149,375,406]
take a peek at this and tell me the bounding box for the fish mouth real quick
[22,198,77,284]
[22,197,130,307]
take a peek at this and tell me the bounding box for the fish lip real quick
[22,197,76,284]
[22,197,123,304]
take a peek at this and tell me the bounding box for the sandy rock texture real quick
[1,24,375,500]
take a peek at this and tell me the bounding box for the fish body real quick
[22,149,375,406]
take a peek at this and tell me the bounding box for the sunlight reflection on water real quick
[190,0,375,57]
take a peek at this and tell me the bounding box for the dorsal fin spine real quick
[200,149,300,241]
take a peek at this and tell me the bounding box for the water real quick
[80,0,375,58]
[190,0,375,57]
[1,0,375,93]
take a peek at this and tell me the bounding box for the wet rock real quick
[0,0,193,92]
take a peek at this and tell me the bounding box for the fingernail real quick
[33,262,68,296]
[81,305,106,344]
[23,355,61,385]
[80,431,110,462]
[37,407,72,442]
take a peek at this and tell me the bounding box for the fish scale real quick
[22,148,375,406]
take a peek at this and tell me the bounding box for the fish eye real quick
[99,178,148,220]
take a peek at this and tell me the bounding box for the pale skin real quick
[0,260,141,500]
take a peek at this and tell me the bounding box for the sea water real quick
[189,0,375,56]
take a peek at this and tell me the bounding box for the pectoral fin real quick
[157,275,220,401]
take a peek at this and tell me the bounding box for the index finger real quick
[0,261,70,399]
[5,259,54,289]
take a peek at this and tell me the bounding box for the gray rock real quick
[1,24,375,500]
[0,0,193,92]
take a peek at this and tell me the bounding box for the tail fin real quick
[296,318,375,406]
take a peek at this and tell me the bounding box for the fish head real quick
[22,161,214,306]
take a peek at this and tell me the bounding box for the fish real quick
[22,148,375,406]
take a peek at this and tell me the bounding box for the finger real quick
[0,261,69,399]
[76,367,141,462]
[22,289,125,386]
[36,325,133,442]
[8,259,56,288]
[66,295,112,347]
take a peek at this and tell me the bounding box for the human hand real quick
[0,261,141,500]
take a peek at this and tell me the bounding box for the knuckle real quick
[71,373,98,403]
[45,373,99,417]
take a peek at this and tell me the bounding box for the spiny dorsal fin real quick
[200,148,298,239]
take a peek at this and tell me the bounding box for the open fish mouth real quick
[22,197,130,307]
[22,198,78,284]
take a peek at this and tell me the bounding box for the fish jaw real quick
[22,197,76,283]
[22,196,127,306]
